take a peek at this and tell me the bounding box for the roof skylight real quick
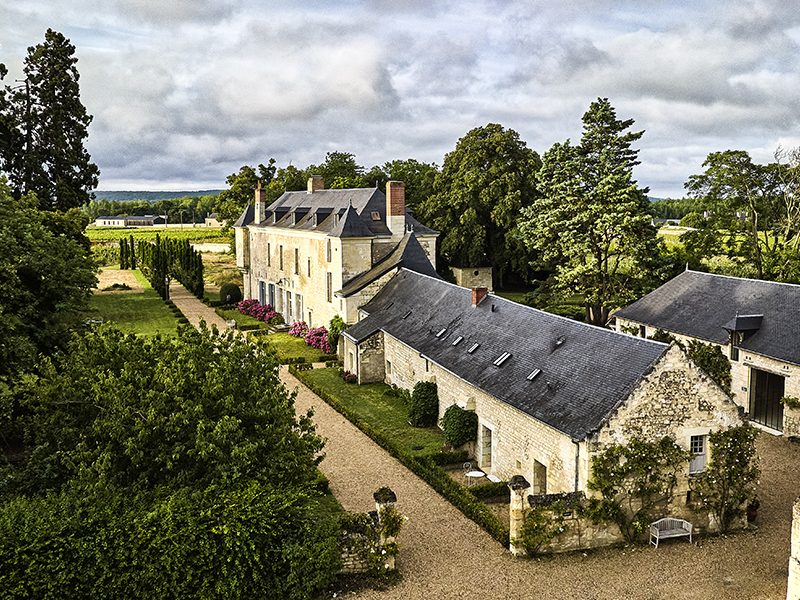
[527,368,541,381]
[402,310,412,319]
[452,336,463,346]
[468,343,480,354]
[493,352,512,366]
[436,328,447,338]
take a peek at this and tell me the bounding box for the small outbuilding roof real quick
[614,270,800,366]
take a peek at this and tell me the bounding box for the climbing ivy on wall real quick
[587,437,691,542]
[687,340,732,396]
[689,425,760,533]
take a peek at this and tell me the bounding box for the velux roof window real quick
[493,352,512,366]
[468,343,480,354]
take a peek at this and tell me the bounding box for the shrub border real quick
[290,366,510,547]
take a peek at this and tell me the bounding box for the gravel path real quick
[285,367,798,600]
[168,282,230,331]
[163,288,796,599]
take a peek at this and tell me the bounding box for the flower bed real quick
[305,326,331,354]
[238,299,282,324]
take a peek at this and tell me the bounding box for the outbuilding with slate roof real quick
[234,177,438,327]
[614,269,800,436]
[342,269,742,503]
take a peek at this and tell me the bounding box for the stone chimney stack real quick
[308,175,324,194]
[472,287,488,306]
[254,182,266,225]
[386,181,405,236]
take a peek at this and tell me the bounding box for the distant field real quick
[87,227,229,243]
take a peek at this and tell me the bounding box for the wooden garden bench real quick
[649,518,693,548]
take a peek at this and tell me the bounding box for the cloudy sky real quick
[2,0,800,197]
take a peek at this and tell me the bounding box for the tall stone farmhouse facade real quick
[234,177,438,327]
[342,269,743,509]
[614,270,800,437]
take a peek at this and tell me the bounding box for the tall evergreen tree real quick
[0,29,99,211]
[520,98,665,325]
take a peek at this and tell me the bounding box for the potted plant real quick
[747,496,760,522]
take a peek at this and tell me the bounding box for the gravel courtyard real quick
[285,368,798,600]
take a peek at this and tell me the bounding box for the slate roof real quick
[329,204,375,238]
[337,233,441,298]
[232,203,254,228]
[233,186,437,238]
[614,270,800,366]
[344,270,669,440]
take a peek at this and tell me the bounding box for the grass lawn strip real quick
[266,332,330,364]
[300,367,443,454]
[86,270,178,336]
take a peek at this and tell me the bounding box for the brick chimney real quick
[386,181,405,236]
[254,182,266,225]
[308,175,324,194]
[472,287,488,306]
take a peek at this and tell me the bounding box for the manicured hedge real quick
[290,366,510,547]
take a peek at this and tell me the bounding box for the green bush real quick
[289,366,509,546]
[327,315,346,353]
[470,481,510,500]
[409,381,439,427]
[687,340,732,395]
[440,404,478,449]
[219,282,242,304]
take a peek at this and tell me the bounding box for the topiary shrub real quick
[409,381,438,427]
[440,404,478,449]
[219,282,242,304]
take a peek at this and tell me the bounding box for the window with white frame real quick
[689,435,706,474]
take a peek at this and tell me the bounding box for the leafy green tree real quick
[685,150,790,280]
[214,160,277,225]
[679,212,707,229]
[0,177,96,385]
[417,124,541,287]
[520,98,664,325]
[0,325,339,598]
[0,29,99,211]
[383,158,438,211]
[313,151,364,183]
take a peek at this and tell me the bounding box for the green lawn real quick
[85,270,179,336]
[266,332,330,363]
[299,367,445,455]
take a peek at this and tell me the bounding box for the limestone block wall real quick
[246,226,342,327]
[616,318,799,432]
[451,266,493,292]
[357,332,385,384]
[382,333,581,494]
[341,238,373,285]
[589,344,744,510]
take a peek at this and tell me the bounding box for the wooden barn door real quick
[750,368,784,431]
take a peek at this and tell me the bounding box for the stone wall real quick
[357,331,385,384]
[451,266,493,292]
[382,332,582,494]
[616,318,799,434]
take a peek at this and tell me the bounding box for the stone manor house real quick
[235,179,745,525]
[614,270,800,438]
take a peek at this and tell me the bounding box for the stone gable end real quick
[589,343,743,452]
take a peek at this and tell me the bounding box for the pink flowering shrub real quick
[289,321,309,337]
[338,368,357,383]
[238,299,281,324]
[304,326,331,354]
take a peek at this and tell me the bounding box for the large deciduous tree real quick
[0,29,99,211]
[417,124,541,287]
[520,98,664,326]
[685,148,800,282]
[214,160,277,225]
[0,177,96,384]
